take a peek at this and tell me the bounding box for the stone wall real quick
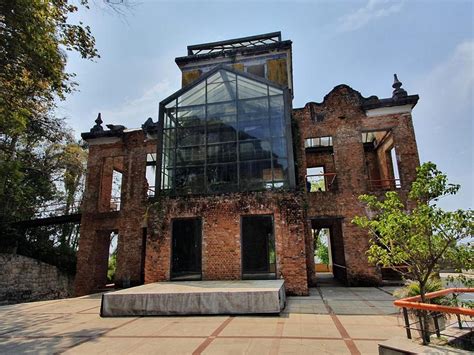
[0,253,74,305]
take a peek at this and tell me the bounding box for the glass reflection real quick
[160,69,290,193]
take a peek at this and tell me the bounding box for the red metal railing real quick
[368,178,401,190]
[393,287,474,345]
[394,288,474,316]
[306,173,337,192]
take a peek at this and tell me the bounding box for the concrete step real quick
[100,280,286,317]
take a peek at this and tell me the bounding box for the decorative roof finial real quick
[90,112,104,133]
[392,74,407,100]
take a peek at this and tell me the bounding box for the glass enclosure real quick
[159,69,291,194]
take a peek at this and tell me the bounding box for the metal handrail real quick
[306,173,337,192]
[368,178,401,190]
[394,288,474,316]
[393,288,474,345]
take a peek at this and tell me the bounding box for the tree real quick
[314,229,330,265]
[0,0,98,226]
[353,162,473,343]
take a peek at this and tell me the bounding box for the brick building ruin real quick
[75,32,420,296]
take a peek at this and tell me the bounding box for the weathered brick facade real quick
[145,192,308,295]
[75,33,420,297]
[75,129,156,295]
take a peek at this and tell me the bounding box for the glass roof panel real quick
[207,70,237,103]
[178,81,206,106]
[269,86,283,96]
[237,75,268,99]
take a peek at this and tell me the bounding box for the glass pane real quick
[176,146,205,166]
[178,81,205,106]
[207,163,238,192]
[269,86,283,96]
[177,105,205,127]
[271,138,287,159]
[270,116,285,137]
[270,95,284,114]
[238,121,270,141]
[246,64,265,78]
[238,97,268,121]
[207,102,236,126]
[207,71,236,103]
[175,166,205,193]
[162,129,176,150]
[207,143,237,163]
[164,108,176,129]
[239,140,271,161]
[239,160,272,190]
[177,126,205,147]
[207,124,237,144]
[162,148,175,169]
[238,76,268,99]
[273,158,288,182]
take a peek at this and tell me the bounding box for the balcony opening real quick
[305,136,337,192]
[362,130,401,190]
[99,156,124,212]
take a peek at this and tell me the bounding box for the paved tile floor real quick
[0,286,406,354]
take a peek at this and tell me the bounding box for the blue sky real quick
[60,0,473,210]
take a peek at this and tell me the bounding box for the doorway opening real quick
[241,215,276,279]
[171,218,202,280]
[310,218,347,285]
[94,230,119,291]
[313,228,332,275]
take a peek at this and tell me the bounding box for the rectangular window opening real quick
[306,166,326,192]
[246,64,265,78]
[362,130,401,190]
[111,170,122,211]
[146,153,156,197]
[305,136,333,149]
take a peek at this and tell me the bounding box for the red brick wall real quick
[293,85,420,286]
[76,84,420,295]
[75,131,156,296]
[146,192,309,295]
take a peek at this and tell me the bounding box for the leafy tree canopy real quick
[0,0,100,270]
[353,162,473,301]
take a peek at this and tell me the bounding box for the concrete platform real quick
[100,280,286,317]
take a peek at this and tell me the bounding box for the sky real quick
[59,0,474,211]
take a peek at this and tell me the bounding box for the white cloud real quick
[90,77,180,130]
[415,40,474,115]
[337,0,404,33]
[412,40,474,210]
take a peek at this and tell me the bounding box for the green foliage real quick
[394,277,443,301]
[0,0,96,272]
[313,229,330,265]
[107,252,117,283]
[317,243,329,265]
[352,162,474,302]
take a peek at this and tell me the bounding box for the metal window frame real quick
[155,65,295,196]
